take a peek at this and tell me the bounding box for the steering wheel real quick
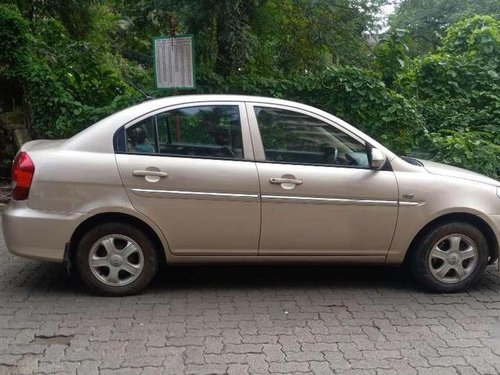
[332,147,338,164]
[220,146,236,158]
[323,146,339,165]
[344,153,358,166]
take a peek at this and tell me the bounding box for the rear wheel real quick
[409,222,488,293]
[75,223,159,296]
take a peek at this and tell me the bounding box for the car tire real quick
[75,222,159,296]
[409,221,488,293]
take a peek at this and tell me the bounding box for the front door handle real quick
[269,177,303,185]
[133,170,168,178]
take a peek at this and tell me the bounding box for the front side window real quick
[255,106,369,168]
[125,105,243,159]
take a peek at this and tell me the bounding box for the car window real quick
[126,118,157,154]
[126,105,244,159]
[255,106,369,168]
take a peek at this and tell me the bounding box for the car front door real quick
[115,102,260,255]
[247,103,399,257]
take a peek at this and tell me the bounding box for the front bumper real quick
[2,201,83,262]
[489,214,500,264]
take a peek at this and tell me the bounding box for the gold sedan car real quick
[3,95,500,295]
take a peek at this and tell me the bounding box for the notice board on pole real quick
[153,35,195,89]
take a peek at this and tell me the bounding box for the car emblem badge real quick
[110,255,122,267]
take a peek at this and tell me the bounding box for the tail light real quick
[12,151,35,200]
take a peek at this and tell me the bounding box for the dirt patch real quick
[32,334,73,346]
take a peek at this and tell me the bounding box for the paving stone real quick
[185,364,228,375]
[0,211,500,374]
[416,366,458,375]
[285,350,324,362]
[309,361,334,375]
[225,343,263,354]
[227,363,250,375]
[204,353,246,364]
[268,361,310,373]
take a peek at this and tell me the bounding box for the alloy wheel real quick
[88,234,144,286]
[428,234,478,284]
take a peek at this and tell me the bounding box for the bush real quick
[0,4,29,75]
[425,129,499,177]
[396,15,499,178]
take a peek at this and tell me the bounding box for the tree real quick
[374,28,414,86]
[183,0,263,76]
[250,0,390,75]
[0,0,103,38]
[113,0,390,76]
[390,0,500,54]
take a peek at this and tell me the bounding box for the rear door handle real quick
[269,177,303,185]
[133,170,168,178]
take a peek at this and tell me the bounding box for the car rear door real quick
[115,101,260,255]
[247,103,399,257]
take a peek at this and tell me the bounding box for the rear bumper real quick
[2,201,83,262]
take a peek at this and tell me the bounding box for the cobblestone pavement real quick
[0,179,10,205]
[2,213,500,374]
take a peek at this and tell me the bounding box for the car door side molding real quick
[131,188,423,207]
[261,194,399,207]
[131,188,259,202]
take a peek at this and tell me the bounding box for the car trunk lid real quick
[21,139,67,152]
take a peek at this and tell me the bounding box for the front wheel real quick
[75,223,159,296]
[409,222,488,293]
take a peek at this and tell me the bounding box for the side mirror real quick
[370,148,387,170]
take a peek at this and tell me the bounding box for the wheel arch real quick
[404,212,499,265]
[69,212,167,267]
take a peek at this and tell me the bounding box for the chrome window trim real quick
[123,101,246,130]
[248,102,368,144]
[115,151,251,163]
[117,101,256,161]
[256,159,372,170]
[245,102,370,162]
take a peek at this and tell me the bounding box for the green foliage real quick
[249,0,387,74]
[184,0,262,75]
[0,2,498,180]
[390,0,500,54]
[0,4,143,138]
[197,66,424,154]
[396,15,500,177]
[0,4,28,76]
[113,0,390,75]
[426,128,500,178]
[442,15,500,58]
[374,28,415,86]
[1,0,102,39]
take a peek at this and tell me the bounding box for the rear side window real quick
[126,118,157,154]
[255,106,369,168]
[124,105,243,160]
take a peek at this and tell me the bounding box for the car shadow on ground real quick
[2,259,415,295]
[4,257,500,297]
[157,264,415,291]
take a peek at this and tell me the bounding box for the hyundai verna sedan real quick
[3,95,500,295]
